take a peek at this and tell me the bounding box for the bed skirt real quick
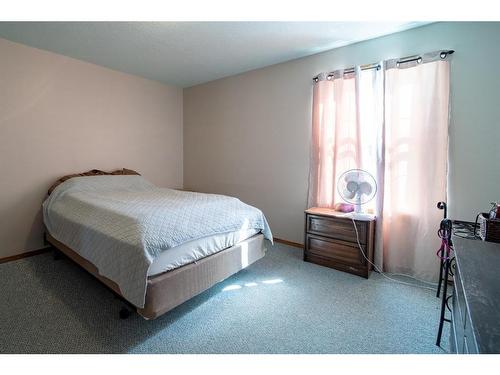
[45,233,267,320]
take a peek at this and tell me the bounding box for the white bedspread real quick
[42,175,273,307]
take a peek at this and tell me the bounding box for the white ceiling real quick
[0,22,429,87]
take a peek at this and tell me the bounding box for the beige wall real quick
[0,38,183,258]
[3,22,499,256]
[184,22,500,244]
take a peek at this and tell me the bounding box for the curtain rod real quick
[313,50,454,83]
[396,50,455,65]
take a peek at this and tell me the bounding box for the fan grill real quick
[337,169,377,211]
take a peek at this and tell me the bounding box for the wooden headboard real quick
[47,168,140,195]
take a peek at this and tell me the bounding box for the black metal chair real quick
[435,203,454,347]
[436,201,447,298]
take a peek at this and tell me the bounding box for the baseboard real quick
[0,246,51,265]
[274,237,304,249]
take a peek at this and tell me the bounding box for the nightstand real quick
[304,207,376,278]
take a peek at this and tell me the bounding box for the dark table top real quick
[452,236,500,353]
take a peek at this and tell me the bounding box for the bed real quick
[43,169,273,319]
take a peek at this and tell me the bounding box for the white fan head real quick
[337,169,377,208]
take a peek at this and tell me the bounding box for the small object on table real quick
[333,202,354,213]
[478,213,500,243]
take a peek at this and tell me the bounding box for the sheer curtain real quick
[308,52,450,280]
[382,57,450,280]
[308,68,383,211]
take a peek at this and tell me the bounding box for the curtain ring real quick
[440,52,447,59]
[417,57,423,64]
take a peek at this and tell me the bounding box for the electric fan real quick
[337,169,377,217]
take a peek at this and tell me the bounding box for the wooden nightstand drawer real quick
[306,234,366,267]
[307,214,366,244]
[304,253,367,278]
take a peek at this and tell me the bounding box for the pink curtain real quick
[308,77,336,209]
[308,70,380,209]
[308,69,383,209]
[308,58,450,280]
[382,60,450,280]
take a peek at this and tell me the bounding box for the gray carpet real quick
[0,243,449,353]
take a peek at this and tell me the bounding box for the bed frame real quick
[46,233,267,320]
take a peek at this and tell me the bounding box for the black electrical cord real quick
[450,213,482,239]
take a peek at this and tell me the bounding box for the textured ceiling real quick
[0,22,429,87]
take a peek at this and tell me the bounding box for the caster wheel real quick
[119,307,131,320]
[53,249,61,260]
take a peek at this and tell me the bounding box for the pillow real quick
[47,168,140,195]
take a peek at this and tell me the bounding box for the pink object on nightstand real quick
[333,202,354,213]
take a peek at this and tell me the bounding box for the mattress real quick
[147,228,259,276]
[43,175,273,307]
